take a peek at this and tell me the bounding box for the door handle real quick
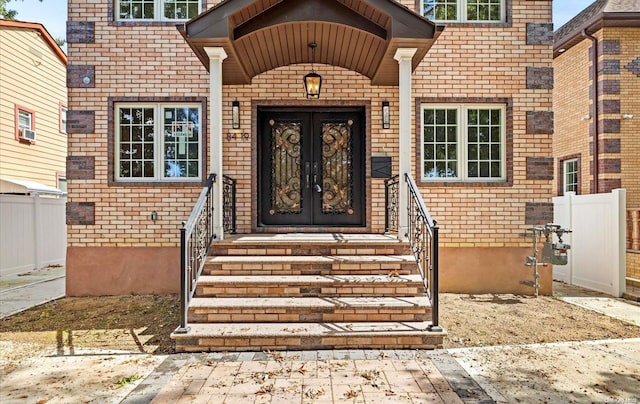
[304,162,310,189]
[313,162,322,193]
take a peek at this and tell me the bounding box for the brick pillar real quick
[205,47,227,240]
[394,48,417,241]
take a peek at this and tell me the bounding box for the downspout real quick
[582,29,599,193]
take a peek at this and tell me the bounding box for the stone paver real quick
[131,350,484,403]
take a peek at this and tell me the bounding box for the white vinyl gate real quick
[553,189,626,297]
[0,194,67,277]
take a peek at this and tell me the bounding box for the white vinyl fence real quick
[553,189,626,297]
[0,194,67,277]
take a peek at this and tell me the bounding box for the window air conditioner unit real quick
[20,128,37,141]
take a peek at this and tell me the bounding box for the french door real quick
[258,108,365,227]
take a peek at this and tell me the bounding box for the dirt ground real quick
[1,290,638,358]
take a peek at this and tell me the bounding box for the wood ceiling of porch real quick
[180,0,440,86]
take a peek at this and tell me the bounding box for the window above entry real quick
[116,0,201,22]
[421,0,505,23]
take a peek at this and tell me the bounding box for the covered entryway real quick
[179,0,440,238]
[258,108,365,227]
[174,0,445,352]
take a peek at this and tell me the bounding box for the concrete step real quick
[194,274,426,297]
[209,234,410,256]
[188,296,432,323]
[203,255,417,276]
[172,321,446,352]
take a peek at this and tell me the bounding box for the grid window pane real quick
[467,0,502,21]
[423,108,458,178]
[118,0,154,19]
[163,107,200,178]
[423,0,458,21]
[118,107,155,178]
[61,107,68,133]
[423,104,504,181]
[564,159,578,194]
[18,110,32,130]
[163,0,200,20]
[119,0,200,20]
[116,104,201,181]
[467,108,502,178]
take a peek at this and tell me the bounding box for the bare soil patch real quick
[0,295,179,355]
[440,293,640,349]
[0,291,638,356]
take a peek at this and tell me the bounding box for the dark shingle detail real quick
[67,110,95,134]
[67,65,95,88]
[67,156,95,180]
[66,21,95,43]
[525,202,553,225]
[527,111,554,134]
[526,157,554,180]
[527,23,554,45]
[526,67,554,89]
[66,202,95,225]
[625,57,640,77]
[600,40,621,55]
[599,59,620,75]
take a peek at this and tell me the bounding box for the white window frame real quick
[116,0,202,22]
[60,104,68,134]
[421,0,505,23]
[421,103,506,182]
[115,103,202,182]
[563,158,579,195]
[18,109,33,132]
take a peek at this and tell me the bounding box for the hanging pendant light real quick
[303,42,322,99]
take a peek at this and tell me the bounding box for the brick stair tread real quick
[215,234,406,245]
[172,321,446,339]
[206,255,416,264]
[190,296,430,309]
[197,274,423,285]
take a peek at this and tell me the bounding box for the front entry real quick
[258,108,365,227]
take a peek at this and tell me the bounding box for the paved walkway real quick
[1,272,639,403]
[0,266,65,318]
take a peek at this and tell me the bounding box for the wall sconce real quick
[151,211,158,221]
[231,100,240,129]
[622,113,634,119]
[303,42,322,99]
[82,75,91,85]
[581,114,591,121]
[382,101,390,129]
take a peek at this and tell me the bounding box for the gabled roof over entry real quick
[179,0,441,85]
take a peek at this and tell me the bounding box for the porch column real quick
[204,47,227,240]
[394,48,417,241]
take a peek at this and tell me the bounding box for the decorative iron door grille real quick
[258,109,365,227]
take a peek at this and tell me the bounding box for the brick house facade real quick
[66,0,554,296]
[553,0,640,283]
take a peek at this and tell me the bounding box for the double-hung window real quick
[421,104,506,181]
[18,109,33,132]
[115,103,202,182]
[562,158,579,194]
[422,0,504,22]
[60,105,68,134]
[116,0,201,21]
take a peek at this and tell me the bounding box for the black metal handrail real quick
[222,175,237,234]
[175,173,216,333]
[384,175,399,233]
[405,173,442,332]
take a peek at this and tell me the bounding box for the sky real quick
[9,0,598,47]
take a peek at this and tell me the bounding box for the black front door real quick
[258,108,365,227]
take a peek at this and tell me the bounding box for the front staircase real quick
[172,234,446,352]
